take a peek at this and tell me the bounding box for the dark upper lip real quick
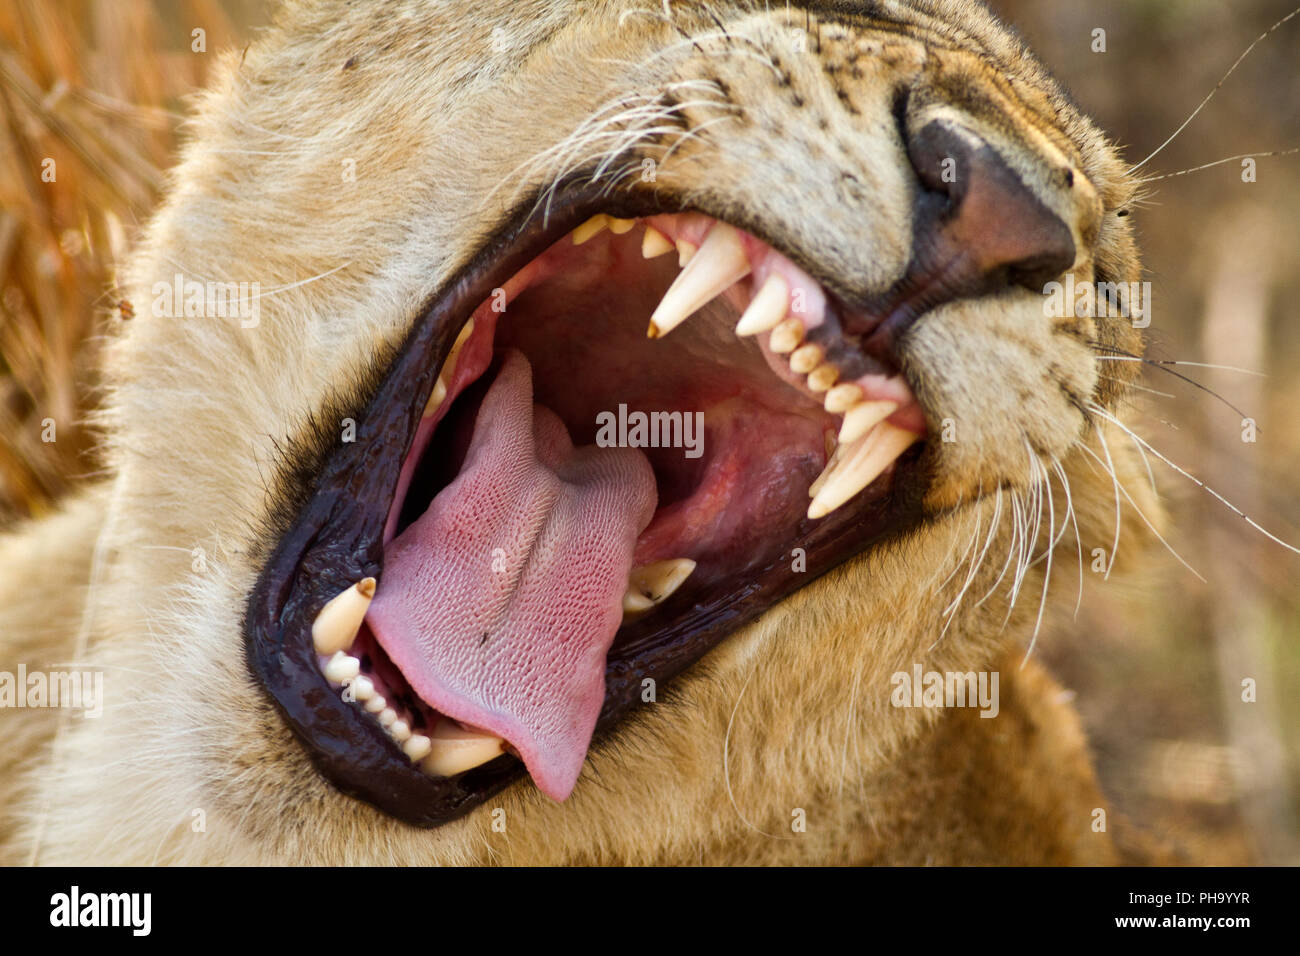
[242,178,927,827]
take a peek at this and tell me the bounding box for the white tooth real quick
[808,445,844,499]
[364,694,387,714]
[769,317,804,354]
[642,226,674,259]
[839,400,898,445]
[421,722,506,777]
[789,343,824,375]
[423,319,475,419]
[389,719,411,742]
[735,273,789,336]
[649,224,750,338]
[423,375,448,417]
[676,238,697,267]
[608,217,635,234]
[403,734,432,762]
[311,578,376,655]
[572,214,609,245]
[808,363,839,393]
[349,675,375,701]
[824,383,864,413]
[324,652,361,684]
[808,422,921,520]
[378,707,397,727]
[622,558,696,616]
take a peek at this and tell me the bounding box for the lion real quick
[0,0,1173,865]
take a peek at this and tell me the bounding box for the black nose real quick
[904,118,1077,293]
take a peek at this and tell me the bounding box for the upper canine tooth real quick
[608,217,635,234]
[642,226,674,259]
[808,363,839,392]
[808,422,921,520]
[324,651,361,684]
[311,578,376,655]
[622,558,696,616]
[839,400,898,445]
[422,721,506,777]
[824,383,864,413]
[735,273,789,336]
[769,318,804,354]
[648,224,750,338]
[572,214,609,245]
[789,343,823,374]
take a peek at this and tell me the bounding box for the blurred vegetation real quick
[0,0,1295,862]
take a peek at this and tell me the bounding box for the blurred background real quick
[0,0,1296,862]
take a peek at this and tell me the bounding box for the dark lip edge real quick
[242,175,928,829]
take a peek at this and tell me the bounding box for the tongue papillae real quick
[366,350,656,800]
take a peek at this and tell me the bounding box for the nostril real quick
[904,118,1076,294]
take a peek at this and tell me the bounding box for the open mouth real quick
[244,187,930,826]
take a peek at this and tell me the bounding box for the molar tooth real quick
[808,422,921,520]
[622,558,696,616]
[735,274,789,336]
[364,694,387,714]
[403,735,432,762]
[421,722,507,777]
[789,344,824,375]
[311,578,376,655]
[389,719,412,743]
[675,238,697,267]
[824,383,864,414]
[768,318,804,354]
[807,363,839,392]
[839,400,898,445]
[608,217,635,234]
[324,652,361,684]
[642,226,674,259]
[649,224,750,338]
[572,214,609,245]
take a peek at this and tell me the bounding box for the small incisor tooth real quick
[734,273,789,336]
[839,400,898,445]
[649,224,750,338]
[403,734,432,762]
[807,363,839,392]
[824,383,864,414]
[642,226,674,259]
[572,214,609,245]
[675,238,697,267]
[364,694,387,714]
[389,719,411,742]
[422,722,506,777]
[324,652,360,684]
[769,318,804,354]
[808,422,921,520]
[789,344,823,375]
[311,578,376,655]
[622,558,696,616]
[608,217,635,234]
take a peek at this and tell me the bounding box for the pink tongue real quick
[366,350,656,800]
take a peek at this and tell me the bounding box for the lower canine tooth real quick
[623,558,696,615]
[572,214,609,245]
[311,578,376,655]
[789,344,824,374]
[422,722,506,777]
[808,422,921,520]
[642,226,674,259]
[769,318,804,354]
[608,216,635,234]
[403,735,432,762]
[824,383,864,413]
[324,652,361,684]
[735,273,789,335]
[649,223,750,338]
[808,363,839,392]
[839,400,898,445]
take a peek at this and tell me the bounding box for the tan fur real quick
[0,0,1164,864]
